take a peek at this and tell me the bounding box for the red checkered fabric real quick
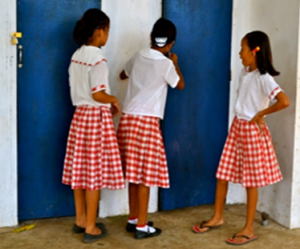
[216,117,282,188]
[62,105,125,190]
[117,113,170,188]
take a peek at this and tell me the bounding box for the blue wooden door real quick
[160,0,233,210]
[17,0,100,220]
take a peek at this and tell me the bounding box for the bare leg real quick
[212,179,229,219]
[128,183,139,219]
[85,189,101,235]
[194,179,228,232]
[229,187,258,242]
[74,189,86,228]
[137,184,150,226]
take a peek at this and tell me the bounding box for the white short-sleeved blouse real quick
[234,68,282,121]
[122,48,179,119]
[68,45,110,107]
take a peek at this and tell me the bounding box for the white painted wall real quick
[99,0,162,217]
[227,0,300,229]
[0,0,18,227]
[292,5,300,228]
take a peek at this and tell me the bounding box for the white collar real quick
[139,48,166,60]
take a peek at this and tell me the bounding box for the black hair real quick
[73,8,110,46]
[244,31,280,76]
[151,18,177,48]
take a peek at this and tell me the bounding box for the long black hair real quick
[244,31,279,76]
[73,8,110,46]
[151,18,176,48]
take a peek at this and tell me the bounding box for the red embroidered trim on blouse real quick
[269,86,280,99]
[71,58,107,66]
[92,84,106,93]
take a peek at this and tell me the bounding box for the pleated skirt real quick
[117,113,170,188]
[216,116,282,187]
[62,105,125,190]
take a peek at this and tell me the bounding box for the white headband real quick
[155,37,168,47]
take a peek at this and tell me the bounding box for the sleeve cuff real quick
[269,86,282,100]
[92,84,106,93]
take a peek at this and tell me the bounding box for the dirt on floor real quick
[0,204,299,249]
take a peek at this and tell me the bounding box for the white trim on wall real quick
[0,0,18,227]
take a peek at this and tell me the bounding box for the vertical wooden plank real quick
[17,0,101,220]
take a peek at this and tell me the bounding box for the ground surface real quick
[0,204,299,249]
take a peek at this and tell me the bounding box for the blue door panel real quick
[160,0,233,210]
[17,0,101,220]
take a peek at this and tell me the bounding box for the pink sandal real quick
[192,221,221,234]
[226,234,258,245]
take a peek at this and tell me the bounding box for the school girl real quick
[62,8,125,243]
[192,31,290,246]
[117,18,185,239]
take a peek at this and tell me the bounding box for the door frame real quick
[0,0,18,227]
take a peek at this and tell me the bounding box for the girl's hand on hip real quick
[249,112,265,132]
[111,101,120,117]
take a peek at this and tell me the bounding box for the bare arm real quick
[92,90,120,116]
[169,53,185,90]
[250,91,290,126]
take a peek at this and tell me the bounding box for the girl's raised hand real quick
[169,53,178,64]
[111,101,121,117]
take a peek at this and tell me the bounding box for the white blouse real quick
[234,68,282,121]
[68,45,110,107]
[122,48,179,119]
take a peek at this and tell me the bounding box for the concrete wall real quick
[99,0,162,217]
[227,0,300,228]
[0,0,18,227]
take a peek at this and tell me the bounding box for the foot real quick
[73,224,85,233]
[83,230,107,243]
[192,218,224,233]
[73,222,106,234]
[226,227,256,245]
[226,234,258,245]
[135,226,162,239]
[83,224,107,243]
[126,221,154,233]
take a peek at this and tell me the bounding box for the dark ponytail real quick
[244,31,280,76]
[73,8,110,46]
[151,18,176,48]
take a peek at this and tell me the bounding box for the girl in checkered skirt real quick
[192,31,290,246]
[117,18,185,239]
[62,9,125,243]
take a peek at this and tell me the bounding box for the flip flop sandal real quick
[192,221,221,234]
[226,234,258,245]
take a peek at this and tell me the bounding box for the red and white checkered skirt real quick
[216,116,282,188]
[117,113,170,188]
[62,105,125,190]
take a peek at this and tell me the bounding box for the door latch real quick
[11,32,22,45]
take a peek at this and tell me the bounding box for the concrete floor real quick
[0,204,300,249]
